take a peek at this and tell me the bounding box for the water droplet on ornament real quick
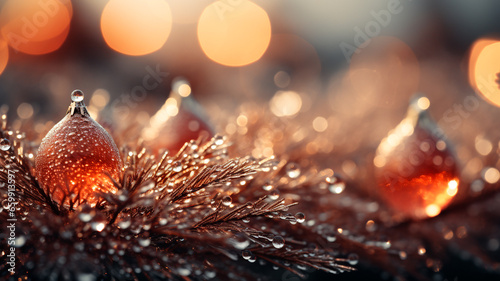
[374,95,459,220]
[272,236,285,248]
[365,220,377,232]
[286,162,301,178]
[347,253,359,265]
[222,196,232,206]
[0,138,10,151]
[71,90,85,102]
[295,212,305,223]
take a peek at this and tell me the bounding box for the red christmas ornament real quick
[35,90,122,205]
[374,95,459,219]
[142,78,214,153]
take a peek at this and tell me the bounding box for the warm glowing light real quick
[17,103,34,119]
[425,204,441,218]
[1,0,72,55]
[101,0,172,56]
[483,167,500,184]
[446,180,458,196]
[469,38,500,107]
[0,39,8,76]
[417,97,430,110]
[270,91,302,117]
[348,36,420,107]
[475,136,493,156]
[197,0,271,66]
[312,116,328,132]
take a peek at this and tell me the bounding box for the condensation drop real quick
[78,205,95,222]
[76,273,96,281]
[286,162,301,178]
[262,184,273,191]
[222,196,232,206]
[71,90,85,102]
[272,236,285,249]
[14,235,26,247]
[214,135,224,146]
[91,221,105,232]
[269,190,280,200]
[329,182,346,194]
[242,250,252,260]
[399,251,407,260]
[0,138,11,151]
[172,161,183,172]
[139,237,151,247]
[295,212,305,223]
[159,217,168,226]
[347,253,359,265]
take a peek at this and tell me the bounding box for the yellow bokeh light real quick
[197,0,271,67]
[312,116,328,132]
[469,39,500,107]
[1,0,72,55]
[424,204,441,218]
[270,91,302,117]
[101,0,172,56]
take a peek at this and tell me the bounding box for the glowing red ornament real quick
[374,95,459,219]
[35,90,122,205]
[142,78,214,153]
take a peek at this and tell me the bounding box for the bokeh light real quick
[101,0,172,56]
[197,0,271,67]
[469,38,500,107]
[0,0,72,55]
[348,36,420,108]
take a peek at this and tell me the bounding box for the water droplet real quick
[262,184,273,191]
[248,255,256,263]
[418,246,426,255]
[0,138,11,151]
[326,234,337,242]
[138,237,151,247]
[365,220,376,232]
[327,176,346,194]
[78,204,95,222]
[214,135,224,145]
[172,161,182,172]
[347,253,359,265]
[295,212,305,223]
[286,162,301,178]
[159,217,168,226]
[272,236,285,249]
[222,196,232,206]
[117,214,131,229]
[71,90,85,102]
[14,235,26,247]
[269,190,280,200]
[76,273,96,281]
[242,250,252,260]
[91,221,105,232]
[399,251,407,260]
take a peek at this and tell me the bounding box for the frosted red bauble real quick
[35,90,122,205]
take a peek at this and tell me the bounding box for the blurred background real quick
[0,0,500,184]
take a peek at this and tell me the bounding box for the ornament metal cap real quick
[67,89,89,116]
